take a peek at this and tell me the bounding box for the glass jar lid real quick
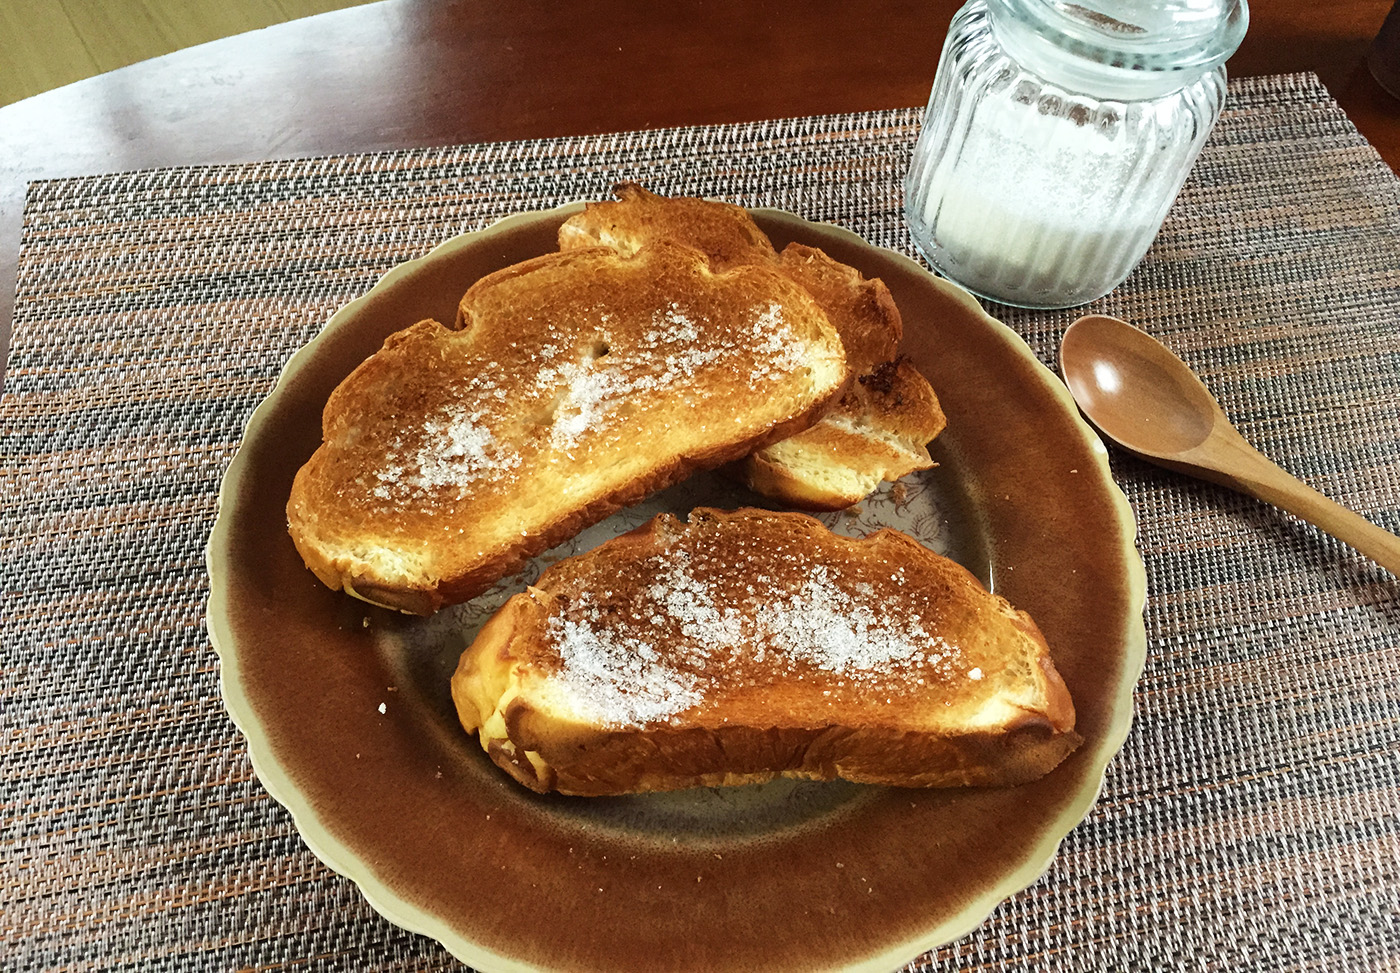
[987,0,1249,98]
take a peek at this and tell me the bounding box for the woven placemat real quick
[3,72,1398,972]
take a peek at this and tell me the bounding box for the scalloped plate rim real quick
[206,200,1148,973]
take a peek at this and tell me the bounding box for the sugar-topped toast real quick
[559,183,947,509]
[452,507,1079,795]
[287,243,848,614]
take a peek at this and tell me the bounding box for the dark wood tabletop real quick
[2,0,1397,385]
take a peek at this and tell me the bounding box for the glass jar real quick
[905,0,1248,309]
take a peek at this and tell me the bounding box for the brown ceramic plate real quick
[207,204,1146,973]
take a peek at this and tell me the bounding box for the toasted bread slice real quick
[287,244,848,614]
[452,507,1079,795]
[559,184,947,510]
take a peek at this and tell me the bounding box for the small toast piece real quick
[287,244,848,614]
[742,358,945,510]
[559,184,947,510]
[452,508,1079,796]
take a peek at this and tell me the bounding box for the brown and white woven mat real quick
[3,72,1397,972]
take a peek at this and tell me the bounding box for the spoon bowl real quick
[1060,313,1218,458]
[1059,314,1400,575]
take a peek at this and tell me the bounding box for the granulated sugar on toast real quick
[559,183,947,510]
[286,243,848,615]
[452,507,1079,796]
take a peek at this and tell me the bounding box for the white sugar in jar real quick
[905,0,1247,309]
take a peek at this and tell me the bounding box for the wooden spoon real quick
[1059,313,1400,575]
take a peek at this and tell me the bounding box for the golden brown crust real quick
[557,183,777,271]
[287,244,849,614]
[559,184,947,509]
[774,242,901,371]
[452,508,1079,796]
[857,359,948,442]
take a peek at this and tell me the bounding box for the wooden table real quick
[2,0,1397,384]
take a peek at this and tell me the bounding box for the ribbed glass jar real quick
[905,0,1246,309]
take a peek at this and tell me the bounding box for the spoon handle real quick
[1196,432,1400,576]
